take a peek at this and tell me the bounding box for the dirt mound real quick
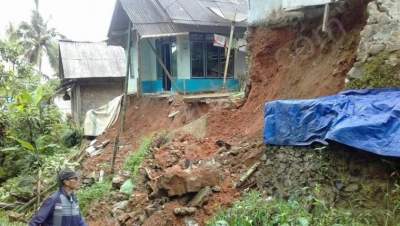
[82,97,209,174]
[207,2,367,142]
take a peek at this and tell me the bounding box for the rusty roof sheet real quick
[59,41,126,79]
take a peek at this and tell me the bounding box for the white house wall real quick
[177,35,191,80]
[128,42,138,94]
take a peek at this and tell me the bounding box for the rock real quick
[117,213,131,223]
[344,183,360,192]
[173,207,197,216]
[188,186,212,207]
[334,180,344,191]
[112,200,129,214]
[211,185,222,192]
[112,175,126,189]
[138,214,147,224]
[215,140,231,150]
[184,217,199,226]
[145,204,158,216]
[156,165,221,197]
[368,43,386,56]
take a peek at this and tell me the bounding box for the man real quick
[29,169,87,226]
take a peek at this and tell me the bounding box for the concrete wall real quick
[72,78,124,124]
[177,34,191,80]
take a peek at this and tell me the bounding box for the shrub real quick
[77,181,111,216]
[124,137,152,177]
[0,211,25,226]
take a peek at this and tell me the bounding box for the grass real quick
[77,181,111,216]
[0,211,25,226]
[123,137,153,177]
[207,189,398,226]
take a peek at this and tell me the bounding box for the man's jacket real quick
[29,188,87,226]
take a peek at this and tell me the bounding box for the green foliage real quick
[0,211,25,226]
[77,181,112,216]
[207,190,390,226]
[124,137,153,177]
[347,52,400,89]
[208,191,312,226]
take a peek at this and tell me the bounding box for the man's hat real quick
[58,169,78,186]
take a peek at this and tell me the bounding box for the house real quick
[58,40,126,124]
[108,0,248,94]
[248,0,338,26]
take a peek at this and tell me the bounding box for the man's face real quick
[63,177,80,191]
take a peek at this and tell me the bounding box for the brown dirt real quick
[82,97,209,175]
[207,3,367,142]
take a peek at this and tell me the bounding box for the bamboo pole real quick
[223,21,235,90]
[111,22,132,175]
[322,4,330,32]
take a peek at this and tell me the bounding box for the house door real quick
[161,43,172,91]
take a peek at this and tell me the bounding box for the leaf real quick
[33,86,45,106]
[0,146,20,152]
[298,217,310,226]
[8,136,35,152]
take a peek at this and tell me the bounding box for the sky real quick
[0,0,116,41]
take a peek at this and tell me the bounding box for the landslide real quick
[207,1,367,142]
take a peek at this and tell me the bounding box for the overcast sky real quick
[0,0,116,41]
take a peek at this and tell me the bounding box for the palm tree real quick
[16,0,64,75]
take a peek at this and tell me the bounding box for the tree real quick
[16,0,64,76]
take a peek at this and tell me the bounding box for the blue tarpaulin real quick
[264,89,400,157]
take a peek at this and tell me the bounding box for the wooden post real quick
[223,21,235,90]
[111,22,132,175]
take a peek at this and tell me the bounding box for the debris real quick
[184,217,200,226]
[117,213,131,224]
[6,211,24,221]
[215,140,231,150]
[96,139,110,149]
[99,170,105,182]
[112,175,126,189]
[89,139,97,146]
[188,186,212,207]
[334,180,344,190]
[173,207,197,216]
[0,202,18,210]
[144,204,158,216]
[211,185,222,193]
[112,200,129,214]
[235,162,261,188]
[344,183,360,192]
[168,111,180,118]
[120,179,134,195]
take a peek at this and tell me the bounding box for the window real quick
[190,33,234,78]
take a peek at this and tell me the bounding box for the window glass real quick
[191,41,204,77]
[190,33,234,78]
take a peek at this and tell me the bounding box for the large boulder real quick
[153,165,221,197]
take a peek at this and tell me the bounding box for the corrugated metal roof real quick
[111,0,248,37]
[59,41,126,79]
